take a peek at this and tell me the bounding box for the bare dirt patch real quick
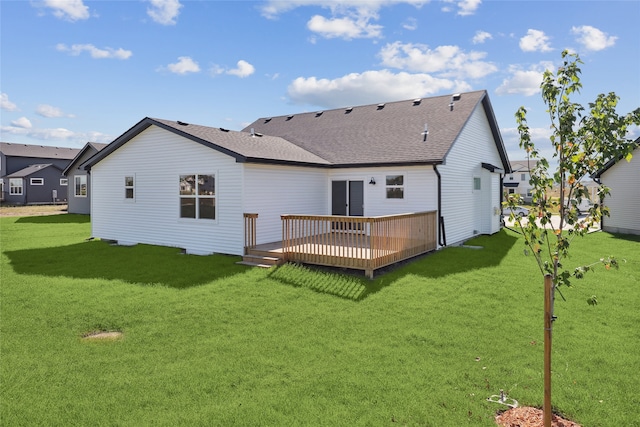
[496,406,582,427]
[0,204,68,217]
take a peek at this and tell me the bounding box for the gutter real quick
[433,165,446,247]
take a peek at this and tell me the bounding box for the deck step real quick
[238,254,284,268]
[236,261,275,269]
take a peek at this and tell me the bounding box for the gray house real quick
[63,142,108,214]
[1,142,80,204]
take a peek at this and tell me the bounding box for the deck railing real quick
[243,213,259,254]
[281,211,437,278]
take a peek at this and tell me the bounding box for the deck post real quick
[243,213,258,254]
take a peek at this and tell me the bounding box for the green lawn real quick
[1,215,639,426]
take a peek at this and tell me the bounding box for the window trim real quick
[30,177,44,186]
[124,175,135,201]
[473,177,481,191]
[74,175,87,198]
[179,173,216,221]
[9,178,23,195]
[385,174,405,200]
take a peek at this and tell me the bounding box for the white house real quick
[504,160,537,203]
[594,141,640,235]
[83,91,511,273]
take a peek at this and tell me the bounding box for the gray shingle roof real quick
[0,142,80,160]
[6,163,61,178]
[151,118,331,165]
[243,90,501,166]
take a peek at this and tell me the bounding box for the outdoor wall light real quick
[369,177,376,185]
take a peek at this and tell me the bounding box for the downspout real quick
[433,165,446,247]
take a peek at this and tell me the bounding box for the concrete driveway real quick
[503,214,601,232]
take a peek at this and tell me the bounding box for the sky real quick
[1,0,639,162]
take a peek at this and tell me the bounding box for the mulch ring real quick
[496,406,582,427]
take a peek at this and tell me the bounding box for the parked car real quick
[507,206,530,217]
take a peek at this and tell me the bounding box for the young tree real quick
[506,50,640,426]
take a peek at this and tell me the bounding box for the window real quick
[385,175,404,199]
[125,176,135,199]
[9,178,23,195]
[509,176,514,181]
[473,177,481,191]
[30,178,44,185]
[179,174,215,220]
[60,178,68,186]
[74,175,87,197]
[508,188,515,194]
[521,173,526,181]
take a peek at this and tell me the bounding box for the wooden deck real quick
[244,211,438,278]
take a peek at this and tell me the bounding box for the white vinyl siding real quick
[243,164,328,245]
[91,125,244,255]
[437,104,504,245]
[600,146,640,235]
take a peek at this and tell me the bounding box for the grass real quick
[1,215,639,426]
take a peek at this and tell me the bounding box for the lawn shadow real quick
[265,230,519,302]
[15,214,90,224]
[609,232,640,243]
[5,239,248,289]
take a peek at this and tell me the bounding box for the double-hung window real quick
[385,175,404,199]
[179,174,215,220]
[75,175,87,197]
[125,176,135,200]
[9,178,23,195]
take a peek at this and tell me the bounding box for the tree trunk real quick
[544,274,553,427]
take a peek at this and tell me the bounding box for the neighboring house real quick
[504,160,537,203]
[1,142,80,204]
[83,90,511,274]
[593,141,640,235]
[63,142,108,214]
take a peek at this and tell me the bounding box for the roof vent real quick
[250,128,263,137]
[452,93,462,101]
[315,111,323,117]
[377,103,385,110]
[264,117,272,123]
[413,98,422,105]
[286,115,294,121]
[422,123,429,142]
[177,121,189,126]
[219,128,229,132]
[345,107,353,114]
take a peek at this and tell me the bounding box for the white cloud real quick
[0,125,112,143]
[165,56,201,74]
[260,1,428,19]
[402,17,417,31]
[147,0,183,25]
[287,69,470,108]
[378,42,497,79]
[11,117,33,129]
[227,60,255,78]
[260,1,427,40]
[41,0,90,21]
[495,62,554,96]
[307,14,383,39]
[571,25,617,51]
[56,43,133,60]
[472,30,492,44]
[519,29,553,52]
[1,93,18,111]
[441,0,482,15]
[36,104,75,118]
